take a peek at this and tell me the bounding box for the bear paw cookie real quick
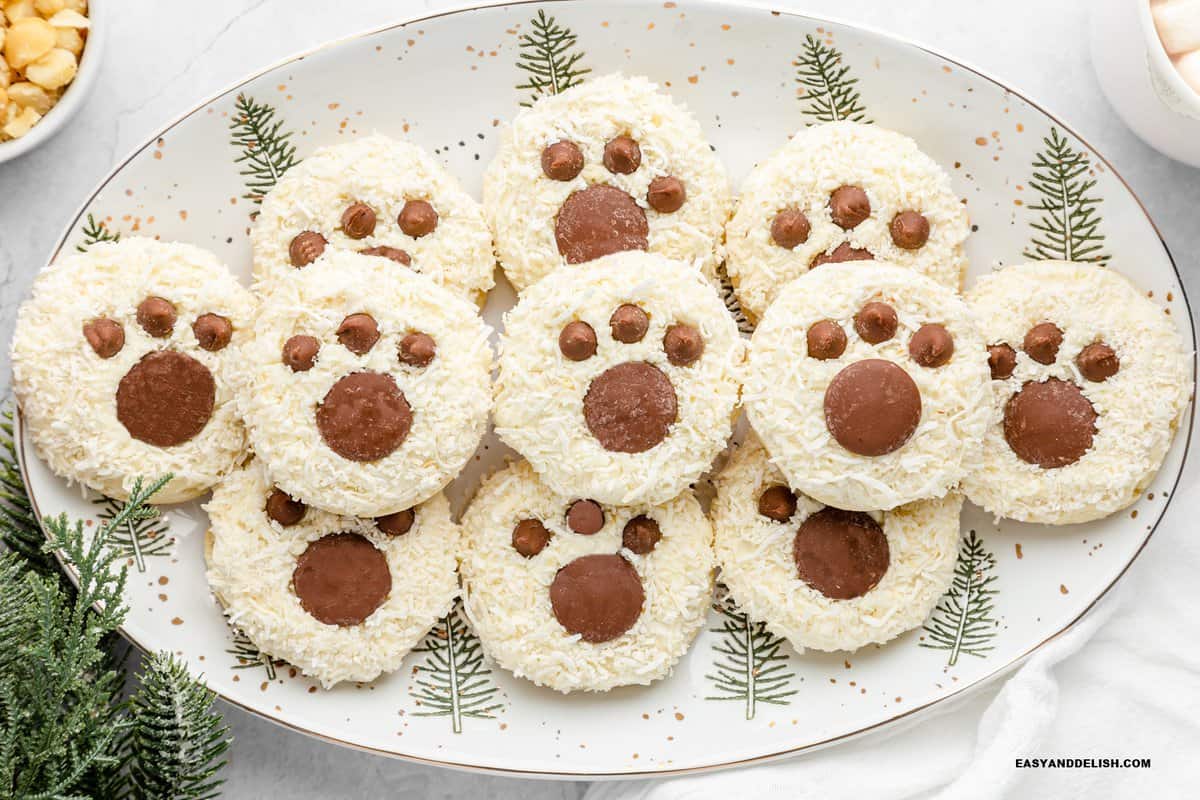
[483,73,731,291]
[235,249,492,518]
[746,261,990,511]
[460,460,713,693]
[494,250,744,506]
[725,121,969,324]
[12,238,256,504]
[713,434,961,652]
[963,260,1191,524]
[252,133,495,304]
[204,460,458,688]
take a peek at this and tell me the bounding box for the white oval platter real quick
[16,0,1196,779]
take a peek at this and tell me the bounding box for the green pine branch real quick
[1024,127,1109,263]
[126,652,230,800]
[92,494,173,574]
[516,10,591,107]
[76,213,120,252]
[410,603,503,733]
[0,406,55,577]
[226,629,283,681]
[795,34,871,124]
[716,265,754,334]
[229,93,299,204]
[704,589,797,720]
[0,474,170,799]
[921,530,1000,666]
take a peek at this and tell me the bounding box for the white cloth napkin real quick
[587,463,1200,799]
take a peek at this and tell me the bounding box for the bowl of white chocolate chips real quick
[0,0,99,162]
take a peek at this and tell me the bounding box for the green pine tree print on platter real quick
[409,602,504,733]
[229,93,299,204]
[227,628,286,681]
[92,492,172,573]
[516,9,591,106]
[796,33,871,124]
[921,530,1001,666]
[1024,126,1109,263]
[77,212,120,251]
[705,588,798,720]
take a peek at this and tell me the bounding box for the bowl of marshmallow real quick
[1092,0,1200,166]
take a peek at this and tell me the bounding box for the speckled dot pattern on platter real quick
[460,460,713,693]
[11,238,256,504]
[962,260,1191,525]
[204,460,459,688]
[14,0,1197,775]
[724,121,970,324]
[252,133,496,305]
[494,250,744,507]
[233,249,492,518]
[746,261,991,512]
[713,434,961,652]
[483,73,732,292]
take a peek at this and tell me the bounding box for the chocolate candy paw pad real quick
[963,261,1191,525]
[483,73,731,292]
[11,238,255,504]
[725,121,970,324]
[237,250,492,518]
[495,252,743,507]
[713,435,960,652]
[460,461,713,693]
[747,261,990,512]
[205,460,458,688]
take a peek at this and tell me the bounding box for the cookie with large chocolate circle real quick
[204,460,458,688]
[252,133,494,305]
[460,460,713,693]
[963,260,1190,524]
[235,250,491,517]
[494,251,743,506]
[725,121,970,325]
[746,261,990,511]
[713,435,960,652]
[483,73,731,292]
[12,238,255,504]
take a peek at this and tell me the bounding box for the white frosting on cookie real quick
[725,121,969,323]
[483,73,731,291]
[963,260,1192,524]
[746,261,990,511]
[204,460,458,688]
[494,251,744,506]
[12,238,255,504]
[234,250,492,517]
[713,434,960,652]
[460,460,713,693]
[252,133,495,305]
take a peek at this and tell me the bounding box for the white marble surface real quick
[2,1,1198,797]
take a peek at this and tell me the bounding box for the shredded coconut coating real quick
[746,261,990,511]
[11,238,256,504]
[713,434,960,652]
[962,260,1192,524]
[460,460,713,693]
[482,73,732,292]
[252,133,495,305]
[204,460,458,688]
[234,250,492,517]
[494,251,744,506]
[725,121,969,323]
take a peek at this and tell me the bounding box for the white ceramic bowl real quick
[1091,0,1200,166]
[0,0,105,164]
